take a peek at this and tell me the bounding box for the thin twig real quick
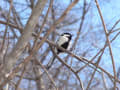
[34,59,57,90]
[95,0,117,89]
[101,72,108,90]
[76,30,120,73]
[50,45,84,90]
[15,65,27,90]
[86,49,104,89]
[0,0,13,52]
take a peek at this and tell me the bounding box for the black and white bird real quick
[47,32,72,69]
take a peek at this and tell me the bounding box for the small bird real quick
[47,32,72,69]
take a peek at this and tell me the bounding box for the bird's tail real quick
[46,56,56,70]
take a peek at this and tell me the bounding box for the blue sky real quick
[1,0,120,89]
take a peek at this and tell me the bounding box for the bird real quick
[46,32,72,69]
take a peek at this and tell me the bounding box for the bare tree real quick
[0,0,120,90]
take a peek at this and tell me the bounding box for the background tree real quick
[0,0,120,90]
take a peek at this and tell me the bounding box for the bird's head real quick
[61,33,72,40]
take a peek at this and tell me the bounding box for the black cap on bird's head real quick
[61,33,72,40]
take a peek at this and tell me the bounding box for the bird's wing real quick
[57,36,68,46]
